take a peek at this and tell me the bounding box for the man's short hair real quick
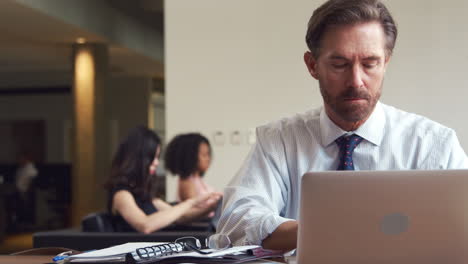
[306,0,397,58]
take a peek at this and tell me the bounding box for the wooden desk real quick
[0,255,53,264]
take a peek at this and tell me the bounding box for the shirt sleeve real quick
[216,126,294,246]
[443,130,468,169]
[420,128,468,169]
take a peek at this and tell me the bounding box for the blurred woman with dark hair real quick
[105,126,221,233]
[164,133,222,202]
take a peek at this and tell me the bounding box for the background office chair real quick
[81,212,114,232]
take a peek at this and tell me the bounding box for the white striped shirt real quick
[217,101,468,246]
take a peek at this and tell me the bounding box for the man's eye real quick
[331,64,347,69]
[363,63,378,69]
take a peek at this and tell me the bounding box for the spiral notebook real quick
[64,242,272,264]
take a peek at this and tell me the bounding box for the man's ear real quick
[383,54,391,73]
[304,51,319,80]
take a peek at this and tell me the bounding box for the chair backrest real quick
[81,212,114,232]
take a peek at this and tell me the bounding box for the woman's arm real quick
[152,198,172,211]
[176,192,222,223]
[153,192,222,224]
[112,190,197,234]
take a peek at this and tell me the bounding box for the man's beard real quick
[320,83,382,123]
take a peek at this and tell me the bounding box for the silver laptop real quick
[297,170,468,264]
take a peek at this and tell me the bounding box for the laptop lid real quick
[297,170,468,264]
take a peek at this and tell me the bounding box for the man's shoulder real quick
[256,107,321,136]
[381,103,454,137]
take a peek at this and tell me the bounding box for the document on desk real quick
[67,242,161,263]
[65,242,262,263]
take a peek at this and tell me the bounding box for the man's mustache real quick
[339,88,370,100]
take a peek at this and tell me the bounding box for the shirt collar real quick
[320,101,386,147]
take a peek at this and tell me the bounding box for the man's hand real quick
[261,220,298,251]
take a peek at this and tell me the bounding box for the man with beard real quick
[216,0,468,252]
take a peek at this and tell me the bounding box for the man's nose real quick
[347,64,365,89]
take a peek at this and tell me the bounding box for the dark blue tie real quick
[335,134,363,170]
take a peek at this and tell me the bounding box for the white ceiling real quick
[0,0,164,80]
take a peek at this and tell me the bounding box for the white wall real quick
[165,0,468,201]
[383,0,468,140]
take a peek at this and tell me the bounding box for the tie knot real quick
[335,134,363,151]
[335,134,363,170]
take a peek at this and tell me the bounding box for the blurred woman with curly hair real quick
[164,133,222,202]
